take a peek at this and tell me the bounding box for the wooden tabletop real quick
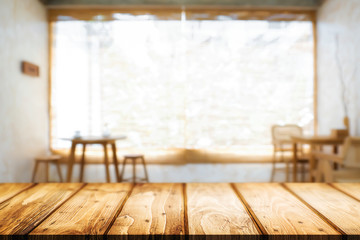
[0,183,359,239]
[60,135,126,144]
[291,135,344,145]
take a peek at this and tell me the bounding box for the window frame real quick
[47,8,318,163]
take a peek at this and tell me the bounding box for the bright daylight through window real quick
[51,12,314,157]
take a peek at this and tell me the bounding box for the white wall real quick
[0,0,48,182]
[317,0,360,136]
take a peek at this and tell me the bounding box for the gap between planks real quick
[281,183,346,236]
[0,183,37,205]
[104,183,136,235]
[0,183,87,236]
[328,183,360,203]
[230,183,267,235]
[183,183,189,236]
[26,183,87,236]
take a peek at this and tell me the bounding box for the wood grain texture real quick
[286,183,360,236]
[30,183,132,237]
[108,183,184,235]
[331,183,360,201]
[235,183,340,239]
[186,183,259,236]
[0,183,359,240]
[0,183,34,204]
[0,183,83,235]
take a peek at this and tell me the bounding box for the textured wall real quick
[317,0,360,135]
[0,0,49,182]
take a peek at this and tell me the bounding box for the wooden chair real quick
[119,154,149,183]
[270,124,309,182]
[32,155,63,182]
[315,137,360,182]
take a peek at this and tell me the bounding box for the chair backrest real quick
[271,124,303,145]
[342,137,360,168]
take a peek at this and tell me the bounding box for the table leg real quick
[66,142,77,182]
[119,157,127,182]
[79,143,86,182]
[333,145,339,170]
[55,161,63,182]
[141,156,149,182]
[132,158,136,183]
[103,143,111,183]
[45,162,49,182]
[111,143,120,182]
[308,144,315,182]
[292,142,298,182]
[31,161,39,182]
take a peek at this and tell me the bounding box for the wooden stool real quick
[32,155,63,182]
[119,154,149,183]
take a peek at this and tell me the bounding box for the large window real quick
[50,10,314,160]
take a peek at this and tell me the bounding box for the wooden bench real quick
[0,183,359,239]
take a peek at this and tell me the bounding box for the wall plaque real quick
[21,61,40,77]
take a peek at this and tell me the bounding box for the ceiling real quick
[40,0,321,9]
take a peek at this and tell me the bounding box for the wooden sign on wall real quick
[21,61,40,77]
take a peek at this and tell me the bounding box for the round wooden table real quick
[61,136,126,183]
[291,135,344,182]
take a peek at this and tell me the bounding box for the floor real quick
[45,162,305,183]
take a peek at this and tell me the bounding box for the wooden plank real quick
[286,183,360,238]
[331,183,360,201]
[186,183,259,238]
[0,183,83,235]
[108,183,184,236]
[0,183,34,204]
[234,183,340,239]
[30,183,132,238]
